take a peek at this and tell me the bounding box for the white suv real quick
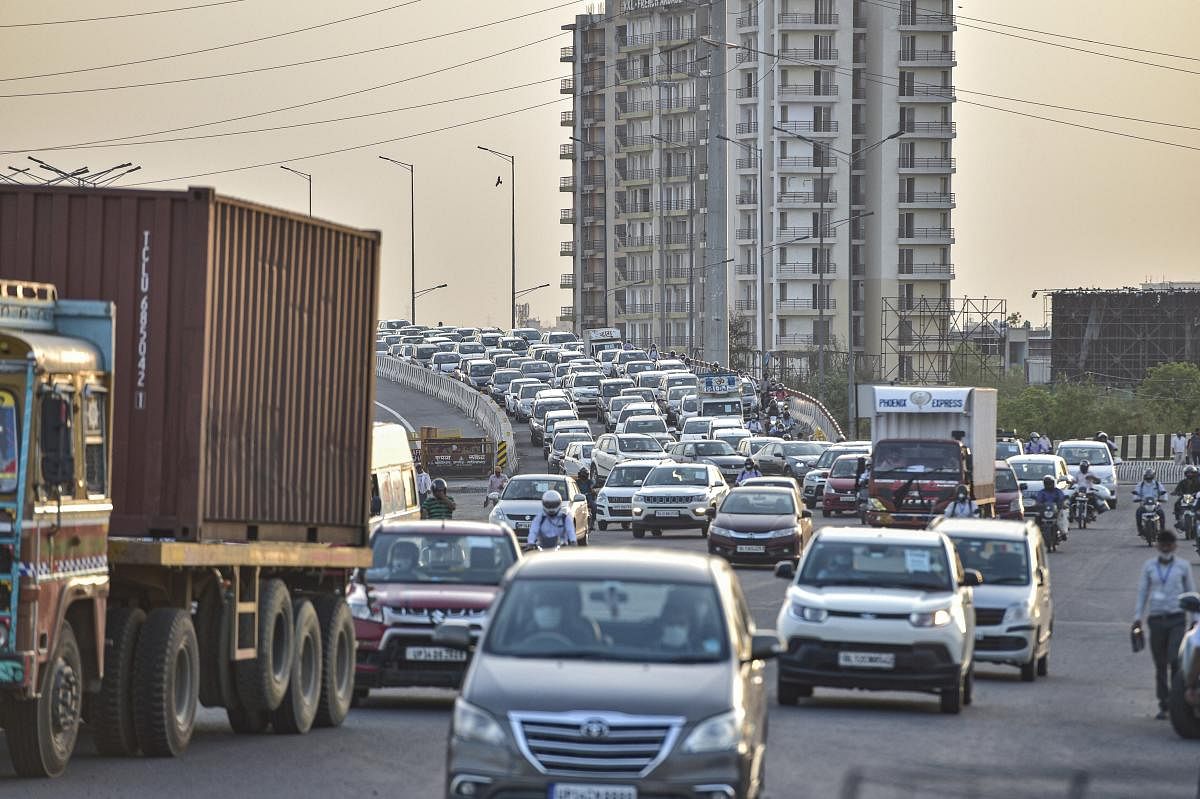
[593,459,671,531]
[631,462,729,540]
[1055,439,1120,508]
[590,433,669,484]
[773,527,980,714]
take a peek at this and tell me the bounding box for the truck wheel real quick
[3,621,83,777]
[195,581,225,708]
[1169,670,1200,739]
[92,607,146,756]
[271,600,322,735]
[133,608,199,757]
[313,595,355,728]
[226,705,270,734]
[236,579,293,713]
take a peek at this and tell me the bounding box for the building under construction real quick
[879,295,1007,385]
[1051,287,1200,387]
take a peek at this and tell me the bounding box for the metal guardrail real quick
[375,355,519,475]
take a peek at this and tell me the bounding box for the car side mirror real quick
[774,561,795,580]
[746,632,782,662]
[432,622,473,652]
[1179,592,1200,614]
[1035,566,1047,585]
[962,569,984,587]
[572,493,586,503]
[705,507,716,520]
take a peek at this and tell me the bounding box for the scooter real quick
[1135,495,1165,546]
[1036,503,1062,552]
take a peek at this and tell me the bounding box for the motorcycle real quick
[1036,503,1062,552]
[1069,487,1093,530]
[1179,493,1198,542]
[1135,496,1164,546]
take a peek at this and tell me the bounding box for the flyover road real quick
[2,379,1196,796]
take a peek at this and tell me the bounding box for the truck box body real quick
[0,185,380,545]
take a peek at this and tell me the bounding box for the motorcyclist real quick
[779,410,796,436]
[1131,468,1168,533]
[1027,431,1044,454]
[747,415,763,435]
[768,416,785,436]
[943,484,979,518]
[1172,465,1200,531]
[1033,475,1068,541]
[736,458,763,485]
[575,469,597,530]
[1071,459,1109,516]
[527,490,577,550]
[1095,431,1118,456]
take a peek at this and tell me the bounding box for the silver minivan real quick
[930,517,1054,682]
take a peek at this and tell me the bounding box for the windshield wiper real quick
[985,577,1029,585]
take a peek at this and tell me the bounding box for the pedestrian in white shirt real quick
[485,467,508,507]
[1172,432,1188,467]
[415,463,433,505]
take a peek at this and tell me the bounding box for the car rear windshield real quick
[607,464,656,487]
[519,384,543,399]
[485,579,729,663]
[871,441,960,480]
[625,362,655,375]
[996,469,1018,491]
[645,465,708,486]
[366,532,516,585]
[798,542,952,591]
[618,436,664,453]
[782,442,826,457]
[503,478,570,501]
[1011,461,1055,480]
[415,345,437,358]
[682,419,711,434]
[952,537,1029,586]
[694,441,735,456]
[459,343,485,354]
[721,491,795,515]
[572,374,601,387]
[521,362,551,375]
[1057,445,1111,465]
[625,418,667,435]
[432,353,458,364]
[553,433,591,452]
[622,388,656,402]
[493,370,521,384]
[996,442,1022,460]
[601,381,634,397]
[469,363,496,376]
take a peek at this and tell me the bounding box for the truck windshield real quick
[702,400,741,417]
[0,393,16,492]
[872,442,961,480]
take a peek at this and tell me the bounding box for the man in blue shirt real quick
[1033,475,1068,541]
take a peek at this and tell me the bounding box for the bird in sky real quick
[495,176,502,187]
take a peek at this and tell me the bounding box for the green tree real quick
[1137,362,1200,432]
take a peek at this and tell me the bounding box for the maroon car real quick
[348,521,520,698]
[994,459,1025,520]
[822,454,863,517]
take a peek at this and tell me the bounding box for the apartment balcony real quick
[735,263,758,277]
[559,305,575,320]
[898,157,956,172]
[656,199,696,214]
[581,239,605,254]
[617,99,655,118]
[622,303,656,315]
[898,227,955,244]
[616,63,648,83]
[580,176,605,191]
[902,121,957,138]
[656,130,700,146]
[617,134,655,152]
[582,108,606,125]
[779,226,837,239]
[560,208,574,224]
[736,50,757,64]
[899,49,957,66]
[660,266,692,281]
[560,110,574,127]
[560,46,575,62]
[619,200,653,217]
[560,77,574,95]
[658,26,707,45]
[735,86,759,101]
[900,85,956,101]
[898,191,956,208]
[658,301,693,314]
[777,298,836,312]
[736,193,757,206]
[621,167,658,183]
[736,13,758,30]
[735,121,758,135]
[559,143,575,160]
[774,120,839,136]
[776,333,816,347]
[777,190,838,206]
[898,12,956,30]
[664,233,694,248]
[778,84,839,99]
[658,96,699,113]
[617,31,655,50]
[617,268,653,284]
[780,48,838,63]
[898,264,955,280]
[735,157,761,170]
[777,157,838,172]
[583,44,607,59]
[735,228,757,242]
[777,12,839,27]
[560,241,575,257]
[559,176,575,192]
[734,299,758,312]
[617,235,657,250]
[663,165,696,182]
[777,262,836,278]
[560,273,575,289]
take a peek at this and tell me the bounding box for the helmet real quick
[1143,469,1156,481]
[1042,476,1054,489]
[577,468,589,480]
[744,459,755,469]
[1186,465,1198,478]
[1078,459,1090,471]
[1096,431,1108,441]
[431,478,448,493]
[541,490,563,515]
[1029,431,1039,439]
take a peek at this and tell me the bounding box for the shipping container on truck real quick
[0,184,379,777]
[861,385,998,527]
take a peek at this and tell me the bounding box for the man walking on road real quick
[1171,432,1188,467]
[1133,530,1195,719]
[485,467,507,508]
[416,463,433,506]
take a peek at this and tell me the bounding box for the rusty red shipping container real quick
[0,185,380,545]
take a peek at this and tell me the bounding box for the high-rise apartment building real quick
[561,0,956,379]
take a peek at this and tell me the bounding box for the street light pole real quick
[477,146,517,329]
[717,134,765,379]
[378,156,417,323]
[280,165,312,216]
[689,258,734,355]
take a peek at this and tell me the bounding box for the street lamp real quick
[413,283,448,299]
[280,165,312,216]
[691,257,734,356]
[379,155,417,323]
[477,145,517,329]
[514,283,550,298]
[717,134,766,379]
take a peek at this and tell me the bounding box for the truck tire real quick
[313,595,355,728]
[3,621,83,777]
[235,579,293,713]
[133,608,200,757]
[271,600,322,735]
[92,607,146,756]
[195,581,225,708]
[226,705,271,734]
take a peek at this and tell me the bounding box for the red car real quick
[821,454,863,517]
[348,521,520,700]
[994,459,1025,520]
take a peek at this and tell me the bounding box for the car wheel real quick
[776,678,811,706]
[939,672,965,714]
[632,526,645,539]
[1019,640,1037,682]
[598,521,608,531]
[821,510,830,518]
[1036,651,1049,677]
[1169,671,1200,739]
[963,665,975,706]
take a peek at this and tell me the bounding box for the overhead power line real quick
[0,0,247,28]
[1,1,422,82]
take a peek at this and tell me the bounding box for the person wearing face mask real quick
[1131,468,1167,535]
[1033,475,1068,542]
[527,583,600,646]
[657,596,695,653]
[943,484,979,518]
[387,540,419,581]
[736,459,763,486]
[526,490,577,550]
[1133,531,1196,719]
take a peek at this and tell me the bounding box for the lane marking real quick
[374,400,414,433]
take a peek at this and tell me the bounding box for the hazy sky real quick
[1,0,1197,329]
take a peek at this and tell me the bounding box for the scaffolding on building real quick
[1050,288,1200,387]
[880,296,1007,385]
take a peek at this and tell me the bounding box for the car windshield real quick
[744,438,777,455]
[619,351,649,363]
[553,433,591,451]
[503,478,570,501]
[996,441,1022,460]
[782,442,826,457]
[682,419,711,434]
[622,388,655,402]
[996,469,1019,491]
[952,537,1030,586]
[521,363,551,375]
[535,400,572,417]
[607,464,655,487]
[365,532,516,585]
[721,491,795,515]
[668,386,693,400]
[1057,445,1111,465]
[494,370,521,383]
[618,436,664,453]
[682,397,698,412]
[519,385,543,399]
[694,441,736,456]
[798,541,953,591]
[871,441,960,479]
[609,397,636,413]
[715,429,749,442]
[573,374,601,387]
[485,579,729,663]
[1011,461,1055,480]
[626,418,667,434]
[644,465,709,486]
[469,363,496,376]
[829,458,861,478]
[601,381,633,398]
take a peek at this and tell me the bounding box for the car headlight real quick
[709,525,731,537]
[452,698,508,747]
[681,709,742,753]
[348,599,384,623]
[1002,603,1032,624]
[768,528,797,538]
[910,608,953,627]
[490,508,506,522]
[788,602,828,623]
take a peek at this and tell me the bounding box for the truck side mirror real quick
[40,394,75,490]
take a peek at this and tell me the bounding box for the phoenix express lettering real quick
[879,398,909,408]
[930,398,965,409]
[135,231,150,410]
